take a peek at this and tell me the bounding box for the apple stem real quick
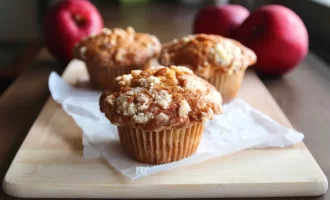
[252,26,262,37]
[72,14,86,27]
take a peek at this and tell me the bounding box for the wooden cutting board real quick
[3,60,328,198]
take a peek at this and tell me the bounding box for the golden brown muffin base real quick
[208,69,245,103]
[117,122,204,164]
[86,60,152,90]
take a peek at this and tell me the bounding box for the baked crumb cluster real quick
[159,34,256,79]
[74,27,161,67]
[100,66,223,131]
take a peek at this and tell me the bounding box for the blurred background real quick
[0,0,327,93]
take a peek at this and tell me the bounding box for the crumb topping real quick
[159,34,256,79]
[100,65,223,131]
[102,28,112,34]
[157,112,169,123]
[74,27,161,68]
[154,90,172,109]
[80,46,87,59]
[179,100,191,117]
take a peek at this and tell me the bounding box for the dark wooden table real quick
[0,3,329,199]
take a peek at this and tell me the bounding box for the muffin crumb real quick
[80,46,87,59]
[132,70,142,77]
[147,76,160,85]
[102,28,112,34]
[182,75,207,91]
[133,113,152,123]
[214,43,232,65]
[179,100,191,117]
[137,94,150,110]
[202,108,214,122]
[154,90,172,109]
[157,112,169,123]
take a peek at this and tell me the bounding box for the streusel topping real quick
[74,27,161,68]
[100,65,223,131]
[159,34,256,79]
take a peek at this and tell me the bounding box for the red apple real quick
[193,4,249,38]
[235,5,308,76]
[43,0,103,61]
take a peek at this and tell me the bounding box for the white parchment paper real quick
[49,72,304,180]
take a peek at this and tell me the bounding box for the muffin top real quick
[100,65,223,131]
[74,27,161,68]
[159,34,256,79]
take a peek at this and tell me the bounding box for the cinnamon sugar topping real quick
[159,34,256,79]
[100,65,223,131]
[74,27,161,68]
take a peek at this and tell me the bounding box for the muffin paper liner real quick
[117,123,204,164]
[48,66,304,180]
[86,63,142,90]
[208,69,245,103]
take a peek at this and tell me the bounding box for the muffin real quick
[159,34,256,103]
[74,27,161,90]
[100,65,223,164]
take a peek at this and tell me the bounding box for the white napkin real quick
[49,72,304,180]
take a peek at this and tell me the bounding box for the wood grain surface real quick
[2,60,327,198]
